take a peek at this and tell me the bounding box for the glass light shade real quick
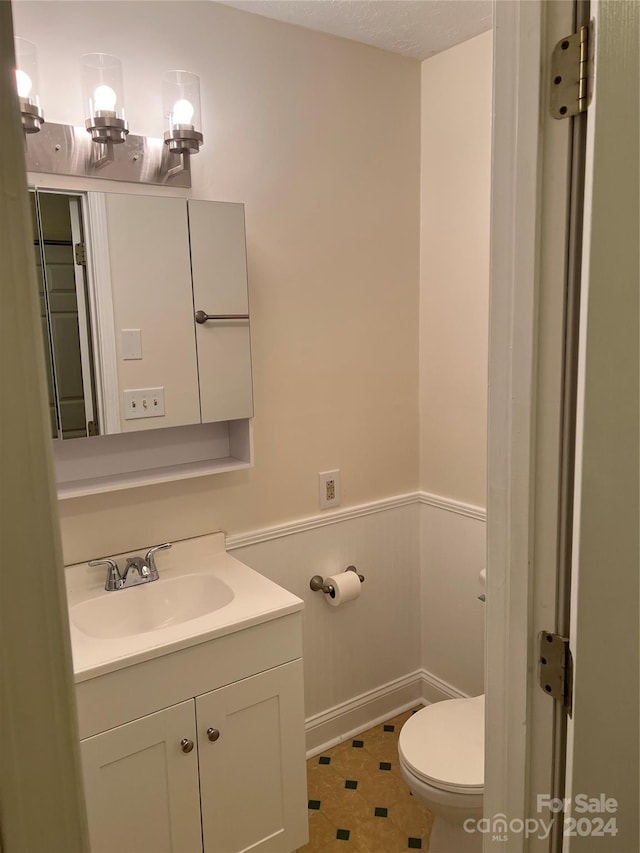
[162,70,203,153]
[81,53,128,143]
[82,53,126,119]
[14,38,44,132]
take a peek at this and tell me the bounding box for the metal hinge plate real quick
[538,631,573,716]
[87,420,98,436]
[74,241,86,266]
[551,24,593,119]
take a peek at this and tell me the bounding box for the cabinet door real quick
[99,193,202,432]
[188,200,254,423]
[80,700,202,853]
[197,660,308,853]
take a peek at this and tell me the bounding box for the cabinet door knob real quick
[180,738,194,753]
[207,727,220,742]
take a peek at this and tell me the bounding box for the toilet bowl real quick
[398,694,484,853]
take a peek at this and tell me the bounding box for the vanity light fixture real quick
[82,53,129,144]
[14,38,44,133]
[162,70,204,163]
[20,51,196,187]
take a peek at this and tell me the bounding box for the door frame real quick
[564,0,639,848]
[0,4,89,849]
[485,1,579,851]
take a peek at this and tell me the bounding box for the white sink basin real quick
[65,533,304,681]
[71,573,235,639]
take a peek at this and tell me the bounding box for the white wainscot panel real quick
[420,500,486,698]
[230,503,422,750]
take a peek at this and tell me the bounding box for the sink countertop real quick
[65,532,303,683]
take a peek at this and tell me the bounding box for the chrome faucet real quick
[88,543,172,591]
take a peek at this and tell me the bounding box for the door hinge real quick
[74,241,86,266]
[538,631,573,716]
[87,420,98,436]
[550,23,593,119]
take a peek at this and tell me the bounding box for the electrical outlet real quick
[123,387,165,420]
[319,470,341,509]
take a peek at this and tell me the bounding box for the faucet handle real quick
[145,542,172,576]
[88,558,122,591]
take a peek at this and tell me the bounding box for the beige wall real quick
[13,1,421,564]
[419,31,492,508]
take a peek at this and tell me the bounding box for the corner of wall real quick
[418,29,493,509]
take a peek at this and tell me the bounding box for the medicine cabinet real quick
[30,189,254,496]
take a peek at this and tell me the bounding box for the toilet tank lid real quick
[398,695,484,790]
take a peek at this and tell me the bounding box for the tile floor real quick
[298,707,434,852]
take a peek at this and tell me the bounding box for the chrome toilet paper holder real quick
[310,565,365,594]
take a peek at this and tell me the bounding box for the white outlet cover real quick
[319,469,341,509]
[121,329,142,360]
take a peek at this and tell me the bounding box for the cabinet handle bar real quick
[195,310,249,324]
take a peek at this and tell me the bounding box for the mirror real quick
[30,191,98,439]
[30,190,253,440]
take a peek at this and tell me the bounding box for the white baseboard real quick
[305,670,423,757]
[305,668,469,757]
[419,668,470,703]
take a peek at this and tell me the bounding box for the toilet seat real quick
[398,695,484,795]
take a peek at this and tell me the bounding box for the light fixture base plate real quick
[24,121,191,187]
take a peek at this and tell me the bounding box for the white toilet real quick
[398,694,484,853]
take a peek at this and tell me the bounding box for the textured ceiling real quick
[217,0,492,61]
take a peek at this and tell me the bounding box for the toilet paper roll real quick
[325,571,362,607]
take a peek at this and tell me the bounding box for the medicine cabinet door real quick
[188,200,254,423]
[96,193,201,432]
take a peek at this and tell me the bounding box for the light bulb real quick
[15,69,32,99]
[172,98,194,125]
[93,84,117,112]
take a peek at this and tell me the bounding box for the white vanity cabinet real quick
[76,613,308,853]
[80,700,202,853]
[197,661,306,853]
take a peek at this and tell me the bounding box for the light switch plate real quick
[121,329,142,360]
[123,387,165,420]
